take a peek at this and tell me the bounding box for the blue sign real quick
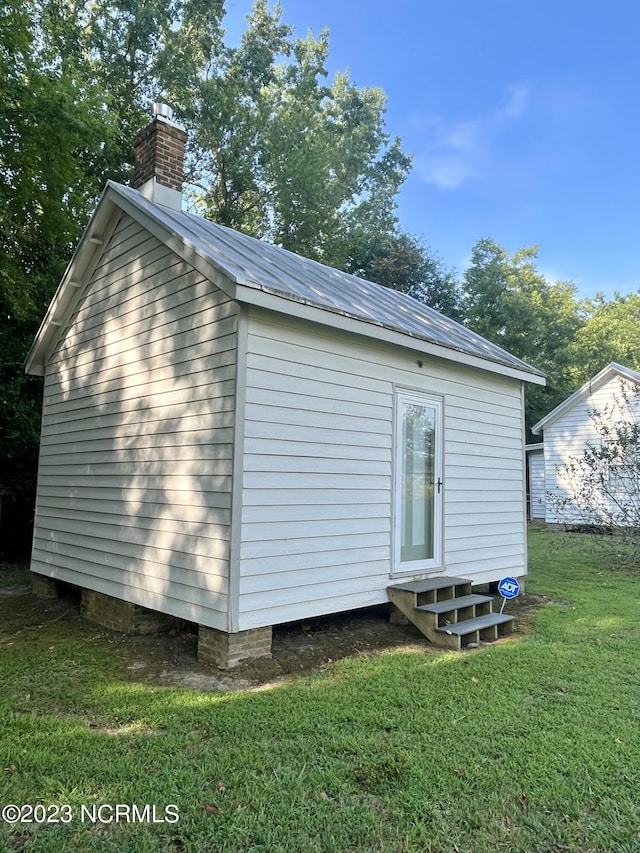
[498,577,520,599]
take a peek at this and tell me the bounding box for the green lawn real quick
[1,530,639,852]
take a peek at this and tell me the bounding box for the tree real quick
[0,0,124,522]
[570,293,640,384]
[184,1,411,265]
[462,238,585,432]
[547,383,640,565]
[344,232,462,320]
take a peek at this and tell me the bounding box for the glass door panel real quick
[395,392,442,572]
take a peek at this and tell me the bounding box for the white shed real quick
[26,112,545,665]
[525,443,545,520]
[532,362,640,527]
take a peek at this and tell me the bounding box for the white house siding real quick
[527,449,545,519]
[237,309,526,630]
[544,375,640,525]
[31,213,238,629]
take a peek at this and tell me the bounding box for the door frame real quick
[392,388,444,576]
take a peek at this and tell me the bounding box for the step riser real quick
[416,593,494,616]
[455,622,513,649]
[416,584,472,607]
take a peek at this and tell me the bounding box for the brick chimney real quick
[132,103,187,210]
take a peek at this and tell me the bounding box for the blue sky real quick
[224,0,640,300]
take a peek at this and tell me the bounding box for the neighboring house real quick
[525,443,545,521]
[26,107,545,666]
[532,362,640,527]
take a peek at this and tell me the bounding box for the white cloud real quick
[413,82,531,191]
[414,119,480,189]
[500,83,530,119]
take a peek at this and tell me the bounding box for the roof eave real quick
[25,186,122,376]
[531,362,640,434]
[238,285,546,385]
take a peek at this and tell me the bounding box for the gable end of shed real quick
[30,212,241,633]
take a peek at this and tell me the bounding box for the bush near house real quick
[1,529,639,853]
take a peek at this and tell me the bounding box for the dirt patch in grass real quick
[505,590,553,634]
[131,608,433,692]
[1,560,551,692]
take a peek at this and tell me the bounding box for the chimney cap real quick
[152,102,174,121]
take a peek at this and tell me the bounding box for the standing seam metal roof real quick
[113,183,545,379]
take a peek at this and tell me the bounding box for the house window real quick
[394,390,443,573]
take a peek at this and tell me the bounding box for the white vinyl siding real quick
[31,213,237,629]
[544,375,640,525]
[237,309,526,630]
[528,449,545,519]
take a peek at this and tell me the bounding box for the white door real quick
[394,390,443,573]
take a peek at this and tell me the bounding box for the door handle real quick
[436,478,443,494]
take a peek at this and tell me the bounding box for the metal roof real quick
[89,183,548,380]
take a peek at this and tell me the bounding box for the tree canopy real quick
[569,293,640,384]
[461,238,586,431]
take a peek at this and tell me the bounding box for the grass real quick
[1,530,640,852]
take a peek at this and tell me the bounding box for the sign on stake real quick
[497,576,520,613]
